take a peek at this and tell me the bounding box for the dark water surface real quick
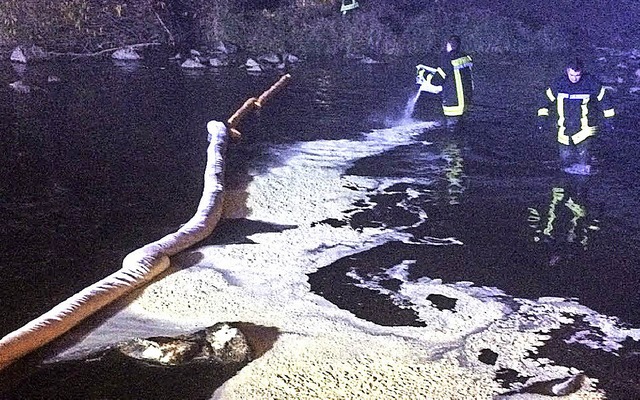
[0,55,396,335]
[1,50,640,397]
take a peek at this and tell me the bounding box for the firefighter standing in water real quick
[430,35,474,131]
[537,57,615,175]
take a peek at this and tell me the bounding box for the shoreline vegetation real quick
[0,0,638,60]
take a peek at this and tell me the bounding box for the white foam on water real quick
[56,121,632,399]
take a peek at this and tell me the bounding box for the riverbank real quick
[4,0,633,60]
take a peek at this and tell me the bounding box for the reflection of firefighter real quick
[443,143,465,205]
[528,184,599,249]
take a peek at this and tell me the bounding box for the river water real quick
[1,49,639,398]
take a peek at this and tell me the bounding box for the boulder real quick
[359,55,382,64]
[212,40,238,55]
[244,58,263,73]
[116,323,252,366]
[283,53,301,65]
[9,80,31,94]
[10,45,48,63]
[209,56,230,67]
[181,58,206,69]
[111,47,142,61]
[3,322,278,398]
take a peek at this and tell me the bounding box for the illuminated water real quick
[1,50,639,397]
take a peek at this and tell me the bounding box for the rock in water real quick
[9,80,31,94]
[205,323,252,365]
[10,45,48,63]
[116,337,201,365]
[116,322,253,367]
[111,47,142,61]
[520,374,587,396]
[1,323,277,399]
[180,58,206,69]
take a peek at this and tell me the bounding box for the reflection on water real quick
[442,142,465,205]
[528,181,599,251]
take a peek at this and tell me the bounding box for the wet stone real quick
[1,323,273,400]
[116,322,252,366]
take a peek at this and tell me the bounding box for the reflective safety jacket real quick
[431,50,473,116]
[538,73,615,145]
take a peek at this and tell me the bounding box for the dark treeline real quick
[0,0,637,57]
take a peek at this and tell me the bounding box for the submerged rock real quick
[359,56,381,64]
[522,374,588,396]
[283,53,301,65]
[116,322,253,366]
[212,40,238,55]
[2,322,278,399]
[497,374,588,398]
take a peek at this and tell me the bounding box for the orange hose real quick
[227,74,292,138]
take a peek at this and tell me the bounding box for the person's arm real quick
[597,84,615,132]
[536,81,556,132]
[430,54,451,87]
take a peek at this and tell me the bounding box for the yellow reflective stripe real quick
[451,55,473,69]
[604,108,615,117]
[443,105,464,116]
[579,96,590,130]
[545,87,555,102]
[443,68,465,116]
[436,67,446,79]
[572,127,596,144]
[557,126,570,145]
[557,93,567,134]
[565,197,586,218]
[597,87,606,101]
[538,108,549,116]
[543,187,565,236]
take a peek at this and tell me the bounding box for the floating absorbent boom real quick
[0,74,292,373]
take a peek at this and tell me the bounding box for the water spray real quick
[402,64,443,121]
